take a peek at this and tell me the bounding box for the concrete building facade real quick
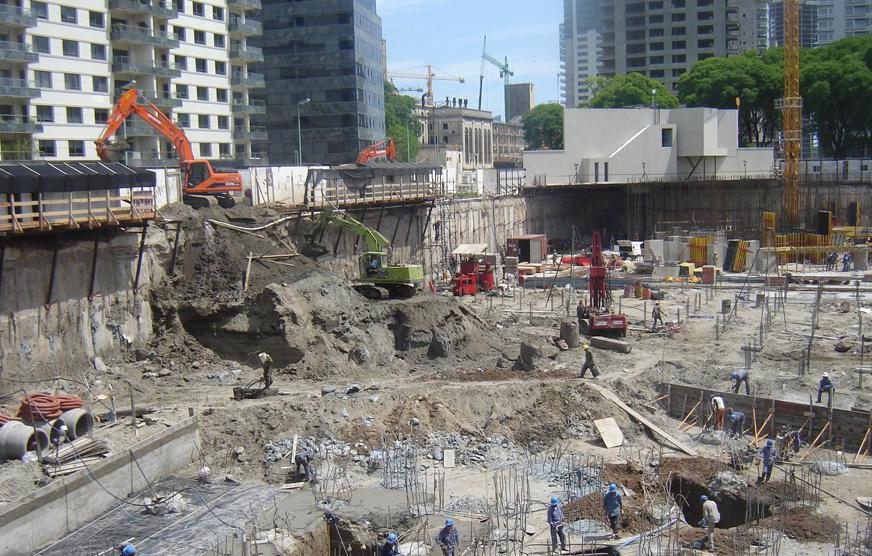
[0,0,263,164]
[816,0,872,45]
[523,108,774,185]
[255,0,386,166]
[421,105,493,170]
[505,83,534,122]
[768,0,819,48]
[561,0,603,107]
[493,121,524,168]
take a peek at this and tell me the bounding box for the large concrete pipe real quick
[0,421,49,461]
[32,419,67,445]
[59,408,94,440]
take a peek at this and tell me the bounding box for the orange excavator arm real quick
[356,138,397,165]
[95,88,195,162]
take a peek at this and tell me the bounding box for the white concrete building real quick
[0,0,263,164]
[523,108,774,186]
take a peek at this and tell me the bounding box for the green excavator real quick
[305,208,423,299]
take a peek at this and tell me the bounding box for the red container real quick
[701,266,715,285]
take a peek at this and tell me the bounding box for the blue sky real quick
[379,0,563,120]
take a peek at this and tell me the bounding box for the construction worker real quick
[257,352,273,390]
[295,449,314,482]
[579,344,600,379]
[759,439,776,483]
[726,408,746,437]
[115,544,136,556]
[817,372,835,407]
[709,394,726,430]
[730,369,751,395]
[547,495,568,553]
[602,483,623,539]
[699,495,720,550]
[379,532,399,556]
[577,300,588,334]
[651,301,664,332]
[437,518,461,556]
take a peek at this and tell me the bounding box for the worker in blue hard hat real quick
[379,532,399,556]
[602,483,623,539]
[759,439,776,483]
[437,518,461,556]
[699,495,720,550]
[547,495,568,553]
[115,543,136,556]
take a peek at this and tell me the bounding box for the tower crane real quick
[387,65,464,107]
[777,0,802,227]
[478,36,514,118]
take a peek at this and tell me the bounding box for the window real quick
[649,14,663,23]
[217,115,229,129]
[61,6,77,24]
[672,26,686,35]
[650,69,665,77]
[650,42,664,50]
[213,6,224,20]
[92,76,108,92]
[194,30,206,45]
[698,25,714,34]
[176,84,189,99]
[174,55,187,70]
[214,34,225,48]
[198,114,209,128]
[32,2,47,19]
[192,1,205,16]
[195,58,207,73]
[672,13,685,21]
[648,1,664,7]
[174,26,186,41]
[91,43,106,60]
[69,140,85,157]
[64,73,81,91]
[38,140,55,158]
[215,61,227,76]
[62,40,79,57]
[66,107,83,124]
[698,38,714,48]
[36,105,53,123]
[650,28,664,37]
[199,143,212,157]
[89,10,104,28]
[672,68,685,77]
[94,108,109,124]
[33,36,49,54]
[216,88,228,102]
[219,143,231,157]
[34,71,52,89]
[650,55,664,64]
[672,54,686,63]
[177,113,190,127]
[196,86,208,101]
[672,40,686,48]
[698,11,714,20]
[662,128,673,147]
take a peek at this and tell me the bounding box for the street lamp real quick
[296,97,310,166]
[651,89,656,110]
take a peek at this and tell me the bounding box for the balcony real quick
[230,72,265,89]
[227,0,261,11]
[115,89,182,109]
[127,156,179,168]
[0,78,40,99]
[233,125,267,141]
[231,99,266,115]
[110,23,179,49]
[124,120,163,137]
[112,56,181,78]
[0,115,42,134]
[0,4,36,27]
[108,0,176,19]
[236,152,269,165]
[0,40,37,63]
[229,45,263,63]
[228,19,262,36]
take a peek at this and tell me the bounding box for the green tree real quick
[588,73,679,109]
[522,103,564,150]
[677,53,782,146]
[384,82,422,162]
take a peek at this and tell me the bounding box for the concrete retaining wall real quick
[0,418,199,555]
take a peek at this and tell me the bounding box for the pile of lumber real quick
[41,437,110,477]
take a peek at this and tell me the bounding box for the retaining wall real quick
[0,418,199,555]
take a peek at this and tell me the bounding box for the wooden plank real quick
[593,417,625,448]
[588,382,697,456]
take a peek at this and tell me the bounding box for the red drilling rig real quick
[577,231,628,337]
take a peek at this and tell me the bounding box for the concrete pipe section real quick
[33,419,68,445]
[59,408,94,440]
[0,421,49,461]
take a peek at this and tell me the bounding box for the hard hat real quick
[700,495,708,502]
[766,439,774,446]
[608,483,617,492]
[583,344,590,350]
[655,301,660,305]
[823,372,829,378]
[122,546,136,556]
[550,495,560,505]
[388,532,398,543]
[445,518,454,527]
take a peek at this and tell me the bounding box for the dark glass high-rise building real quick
[256,0,386,166]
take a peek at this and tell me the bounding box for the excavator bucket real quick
[100,139,133,162]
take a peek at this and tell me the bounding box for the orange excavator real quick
[95,87,243,208]
[356,138,396,165]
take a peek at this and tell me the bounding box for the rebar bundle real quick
[477,467,532,556]
[833,514,872,556]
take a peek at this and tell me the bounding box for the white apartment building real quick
[0,0,263,165]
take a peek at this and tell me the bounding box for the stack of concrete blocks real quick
[645,239,665,265]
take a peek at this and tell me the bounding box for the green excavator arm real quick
[308,207,391,253]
